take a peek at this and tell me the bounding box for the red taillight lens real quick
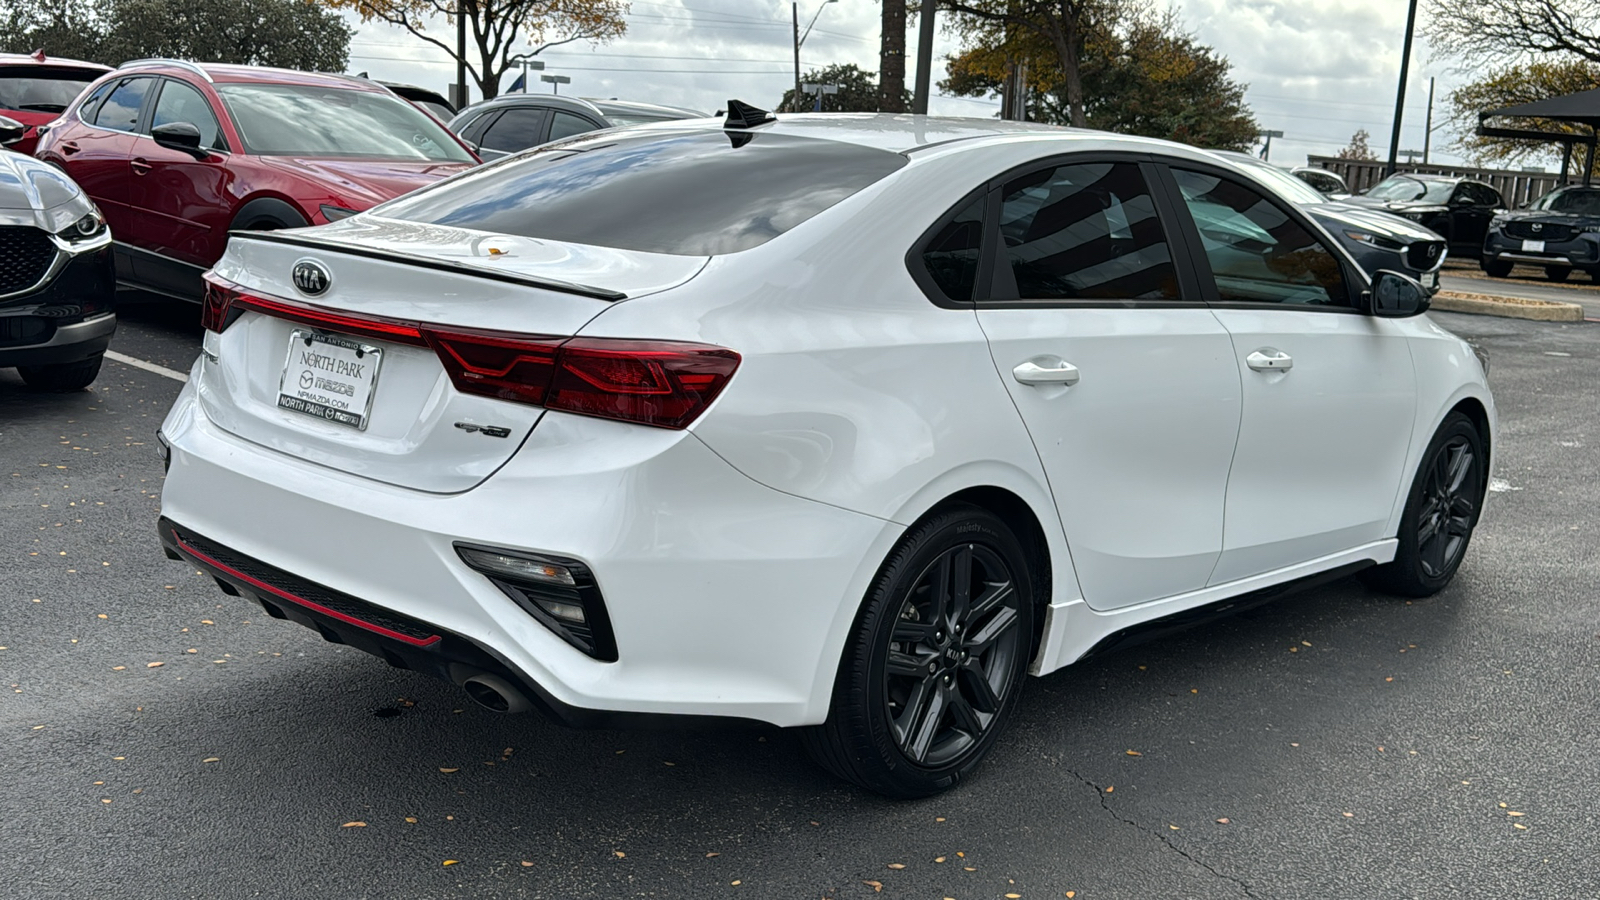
[425,330,562,405]
[200,275,236,334]
[549,339,741,429]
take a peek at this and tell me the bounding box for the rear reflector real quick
[201,273,740,429]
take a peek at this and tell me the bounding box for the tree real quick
[1336,129,1378,161]
[880,0,907,112]
[320,0,626,101]
[1449,59,1600,175]
[1,0,350,71]
[943,0,1109,127]
[778,63,906,113]
[942,5,1258,149]
[1424,0,1600,68]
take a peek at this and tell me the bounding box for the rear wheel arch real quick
[230,196,309,232]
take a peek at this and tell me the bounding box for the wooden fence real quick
[1304,156,1564,208]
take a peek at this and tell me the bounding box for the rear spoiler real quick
[228,230,628,301]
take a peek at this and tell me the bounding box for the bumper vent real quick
[456,543,618,661]
[0,226,56,295]
[1504,221,1575,242]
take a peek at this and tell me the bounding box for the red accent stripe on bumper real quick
[174,535,442,648]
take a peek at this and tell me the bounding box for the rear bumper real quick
[157,380,896,727]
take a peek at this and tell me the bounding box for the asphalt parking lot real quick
[4,294,1599,899]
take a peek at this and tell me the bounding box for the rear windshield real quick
[0,68,101,114]
[377,130,908,255]
[218,83,474,162]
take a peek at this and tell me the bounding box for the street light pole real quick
[913,0,936,115]
[792,0,837,112]
[455,0,467,109]
[1385,0,1419,178]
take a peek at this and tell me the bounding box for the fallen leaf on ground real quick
[1507,811,1525,817]
[705,852,720,858]
[1006,894,1021,899]
[731,880,742,886]
[111,666,125,671]
[863,882,882,893]
[935,856,946,863]
[1514,823,1527,830]
[520,861,533,867]
[202,757,219,763]
[614,851,626,858]
[342,822,366,828]
[438,768,459,773]
[442,860,458,866]
[887,863,906,870]
[1125,750,1141,756]
[1216,818,1230,824]
[404,817,417,824]
[146,662,163,668]
[1342,812,1353,818]
[1066,893,1076,898]
[1105,786,1114,792]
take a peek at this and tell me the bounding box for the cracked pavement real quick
[3,297,1598,898]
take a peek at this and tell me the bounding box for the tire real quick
[1544,266,1572,282]
[1363,413,1486,598]
[17,353,103,392]
[800,503,1036,798]
[231,197,309,232]
[1481,259,1513,278]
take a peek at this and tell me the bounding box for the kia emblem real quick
[292,258,331,296]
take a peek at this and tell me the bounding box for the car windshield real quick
[0,68,100,113]
[378,130,908,255]
[218,83,474,162]
[1536,189,1600,215]
[1366,176,1453,204]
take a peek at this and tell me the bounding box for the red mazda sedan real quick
[0,51,110,156]
[36,60,477,301]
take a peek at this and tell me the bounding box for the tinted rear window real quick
[0,68,101,113]
[378,130,908,255]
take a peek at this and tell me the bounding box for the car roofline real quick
[118,58,213,82]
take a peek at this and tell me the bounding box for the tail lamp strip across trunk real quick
[202,275,740,430]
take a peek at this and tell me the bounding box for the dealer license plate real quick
[1522,239,1546,253]
[277,329,383,430]
[1421,271,1436,288]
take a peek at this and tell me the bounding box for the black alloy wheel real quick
[802,504,1035,798]
[1364,412,1485,597]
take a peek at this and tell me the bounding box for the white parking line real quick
[106,350,189,383]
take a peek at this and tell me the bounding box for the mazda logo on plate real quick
[292,259,332,296]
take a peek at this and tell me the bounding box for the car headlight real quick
[1345,230,1405,251]
[57,208,106,242]
[319,204,360,222]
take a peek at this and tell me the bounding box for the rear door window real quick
[379,131,908,255]
[549,111,599,142]
[94,77,152,133]
[150,79,228,151]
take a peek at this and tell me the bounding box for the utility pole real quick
[792,3,801,113]
[1423,76,1435,164]
[912,0,937,115]
[1385,0,1419,178]
[454,0,467,109]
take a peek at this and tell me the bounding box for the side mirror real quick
[152,121,208,159]
[1365,270,1429,318]
[0,115,25,147]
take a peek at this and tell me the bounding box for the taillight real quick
[548,339,741,429]
[208,276,741,430]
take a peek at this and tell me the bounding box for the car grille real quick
[1504,221,1575,242]
[1406,240,1446,271]
[0,226,57,295]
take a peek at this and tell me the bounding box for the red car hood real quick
[258,156,472,210]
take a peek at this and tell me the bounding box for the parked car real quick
[158,108,1492,798]
[378,80,456,122]
[1292,165,1350,199]
[0,117,115,391]
[448,94,705,160]
[0,51,110,157]
[35,60,477,302]
[1214,151,1448,293]
[1345,173,1504,256]
[1480,184,1600,281]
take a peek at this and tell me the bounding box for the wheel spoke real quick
[1443,444,1473,493]
[904,682,947,763]
[966,579,1014,623]
[966,605,1019,653]
[1421,526,1448,576]
[959,660,1003,714]
[930,553,954,624]
[1450,492,1476,520]
[886,647,931,678]
[892,620,935,647]
[947,545,973,626]
[947,688,985,738]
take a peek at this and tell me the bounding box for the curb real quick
[1430,291,1586,322]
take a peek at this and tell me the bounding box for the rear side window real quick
[95,77,152,132]
[993,161,1179,301]
[918,195,986,303]
[380,131,908,255]
[549,111,598,142]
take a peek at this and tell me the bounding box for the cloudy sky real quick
[346,0,1490,168]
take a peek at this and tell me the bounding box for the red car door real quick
[125,77,236,280]
[49,76,153,248]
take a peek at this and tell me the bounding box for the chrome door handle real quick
[1012,359,1080,386]
[131,158,151,175]
[1246,349,1293,372]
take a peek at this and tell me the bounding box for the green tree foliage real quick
[778,64,908,113]
[1336,129,1377,161]
[944,0,1106,127]
[1450,59,1600,174]
[942,5,1258,150]
[1,0,351,71]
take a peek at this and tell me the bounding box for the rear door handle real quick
[1012,359,1080,386]
[60,141,80,155]
[1246,349,1293,372]
[131,158,152,175]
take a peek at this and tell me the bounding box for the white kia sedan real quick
[157,109,1494,798]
